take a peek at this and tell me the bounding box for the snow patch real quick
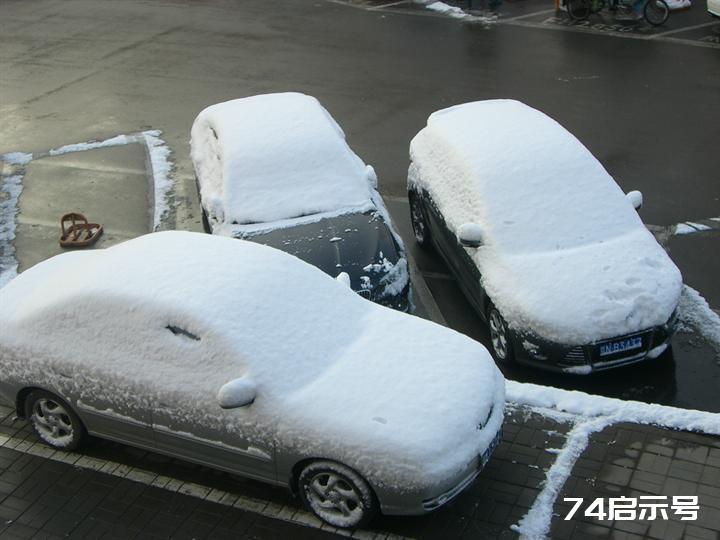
[417,0,497,21]
[425,1,472,18]
[678,285,720,357]
[142,130,174,230]
[508,380,720,538]
[1,152,33,165]
[49,134,134,156]
[0,175,23,288]
[674,222,712,235]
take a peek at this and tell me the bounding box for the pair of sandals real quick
[59,213,103,248]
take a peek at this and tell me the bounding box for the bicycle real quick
[567,0,669,25]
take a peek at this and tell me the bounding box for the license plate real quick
[480,429,502,468]
[599,336,643,357]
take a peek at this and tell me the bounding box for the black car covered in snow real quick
[191,92,409,311]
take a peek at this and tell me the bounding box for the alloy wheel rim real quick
[32,398,74,446]
[306,472,363,524]
[489,310,508,360]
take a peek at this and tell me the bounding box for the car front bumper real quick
[376,424,503,516]
[510,310,679,374]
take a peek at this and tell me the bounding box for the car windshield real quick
[415,100,646,255]
[477,175,644,255]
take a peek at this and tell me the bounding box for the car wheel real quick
[644,0,669,25]
[409,192,430,248]
[487,305,515,364]
[298,461,377,529]
[25,390,86,450]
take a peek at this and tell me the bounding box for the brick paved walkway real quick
[1,404,719,539]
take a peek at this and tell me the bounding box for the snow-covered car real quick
[408,99,682,374]
[0,231,504,528]
[709,0,720,17]
[191,93,410,312]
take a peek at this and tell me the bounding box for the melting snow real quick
[0,175,23,288]
[508,380,720,538]
[678,285,720,357]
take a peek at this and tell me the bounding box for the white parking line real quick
[648,20,720,38]
[369,0,413,9]
[501,8,557,21]
[501,16,720,49]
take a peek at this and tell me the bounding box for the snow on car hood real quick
[190,92,372,225]
[409,99,682,344]
[479,228,682,344]
[0,231,503,491]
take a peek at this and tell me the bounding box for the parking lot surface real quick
[1,0,719,538]
[3,404,719,539]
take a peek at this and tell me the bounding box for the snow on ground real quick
[409,99,682,345]
[191,93,372,226]
[1,152,33,165]
[424,1,472,18]
[678,285,720,357]
[0,175,23,288]
[508,380,720,538]
[0,131,175,288]
[0,231,505,493]
[142,130,174,230]
[417,0,497,21]
[674,221,713,235]
[49,134,134,156]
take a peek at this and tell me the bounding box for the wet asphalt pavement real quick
[1,0,719,412]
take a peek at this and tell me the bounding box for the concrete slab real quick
[15,144,152,273]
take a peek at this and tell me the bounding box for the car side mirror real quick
[217,377,256,409]
[336,272,351,288]
[365,165,378,189]
[626,190,643,210]
[457,223,483,248]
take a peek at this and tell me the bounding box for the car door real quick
[72,383,155,450]
[424,192,486,316]
[45,317,157,450]
[151,324,276,483]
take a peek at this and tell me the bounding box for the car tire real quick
[644,0,669,25]
[567,0,591,20]
[409,192,430,248]
[487,305,515,365]
[25,390,86,451]
[298,460,377,529]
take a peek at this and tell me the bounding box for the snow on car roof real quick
[0,232,504,489]
[191,93,373,225]
[409,99,645,254]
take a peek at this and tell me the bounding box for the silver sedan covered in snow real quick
[0,231,504,528]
